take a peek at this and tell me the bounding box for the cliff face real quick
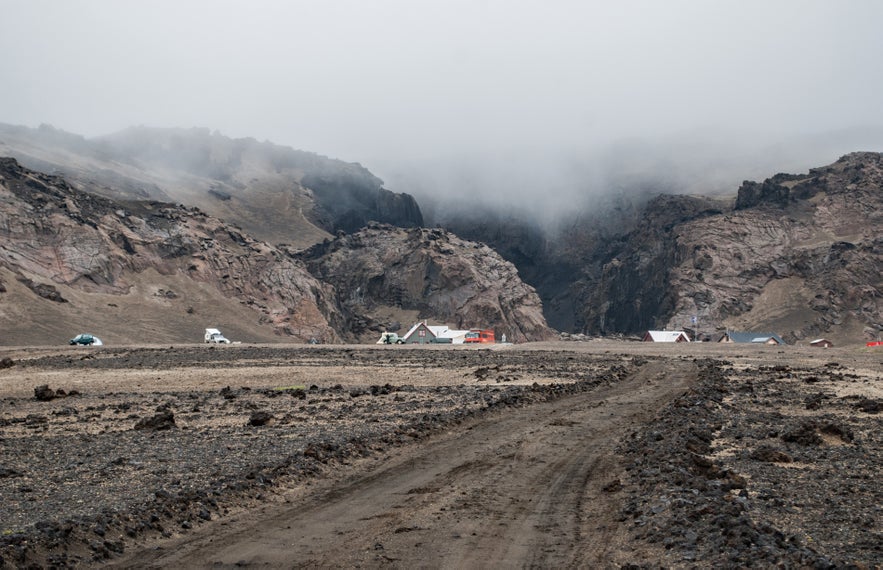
[435,194,648,333]
[299,224,554,343]
[432,153,881,344]
[0,157,343,343]
[578,195,726,334]
[0,124,423,249]
[662,152,882,342]
[581,153,882,343]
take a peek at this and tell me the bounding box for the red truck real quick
[464,329,495,344]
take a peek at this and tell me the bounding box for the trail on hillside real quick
[111,360,696,569]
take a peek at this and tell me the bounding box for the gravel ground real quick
[0,344,624,567]
[0,342,880,568]
[618,357,882,568]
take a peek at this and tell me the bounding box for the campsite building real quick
[809,338,833,348]
[718,331,786,345]
[643,330,691,343]
[402,322,470,344]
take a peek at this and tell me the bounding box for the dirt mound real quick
[133,409,176,431]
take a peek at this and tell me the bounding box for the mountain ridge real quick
[0,123,423,249]
[579,152,882,343]
[0,156,550,344]
[2,122,880,345]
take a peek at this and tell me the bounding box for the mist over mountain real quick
[3,120,879,344]
[380,126,883,233]
[0,123,423,248]
[4,1,882,203]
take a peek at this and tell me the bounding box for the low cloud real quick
[2,1,882,224]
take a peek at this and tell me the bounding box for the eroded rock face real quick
[579,194,725,334]
[299,224,554,342]
[581,152,883,342]
[0,157,342,341]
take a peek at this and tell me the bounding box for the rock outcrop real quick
[0,157,342,342]
[299,224,554,343]
[582,153,883,342]
[579,195,726,334]
[436,153,881,344]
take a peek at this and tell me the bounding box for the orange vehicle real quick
[464,329,495,344]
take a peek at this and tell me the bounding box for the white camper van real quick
[204,328,231,344]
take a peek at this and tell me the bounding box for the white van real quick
[204,328,231,344]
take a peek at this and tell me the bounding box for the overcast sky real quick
[3,0,883,217]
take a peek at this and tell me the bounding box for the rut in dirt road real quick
[113,360,697,569]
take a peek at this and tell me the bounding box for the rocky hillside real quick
[581,153,882,343]
[298,224,553,343]
[0,156,347,344]
[3,122,879,345]
[0,123,423,249]
[0,158,551,345]
[435,153,881,344]
[437,194,648,333]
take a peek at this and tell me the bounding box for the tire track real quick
[111,360,697,569]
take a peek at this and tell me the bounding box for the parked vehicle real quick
[464,329,495,344]
[377,332,405,344]
[69,333,103,346]
[204,328,231,344]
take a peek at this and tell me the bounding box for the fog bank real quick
[2,1,883,221]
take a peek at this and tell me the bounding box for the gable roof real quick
[402,322,430,340]
[403,322,456,341]
[644,330,691,342]
[722,331,786,344]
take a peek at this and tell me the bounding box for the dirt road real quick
[111,360,695,568]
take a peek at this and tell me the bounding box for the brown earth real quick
[0,342,880,568]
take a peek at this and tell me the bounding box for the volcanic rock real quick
[582,152,883,341]
[133,409,176,431]
[782,422,822,446]
[248,411,274,427]
[750,445,793,463]
[0,465,23,478]
[299,224,554,342]
[0,157,342,342]
[855,398,880,414]
[34,385,58,401]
